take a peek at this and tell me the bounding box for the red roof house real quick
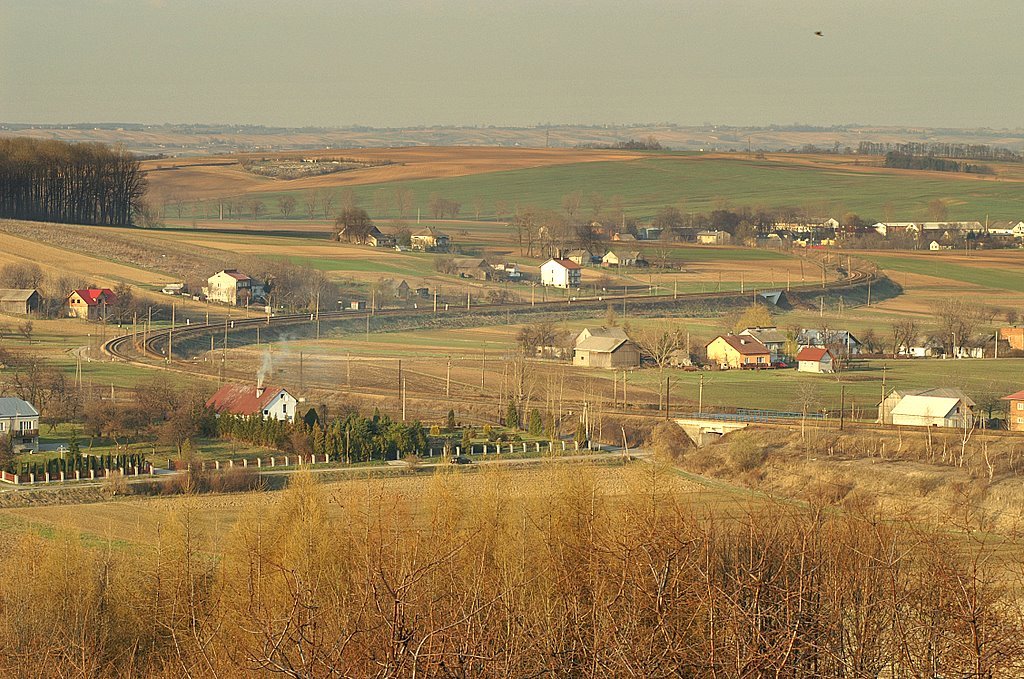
[796,347,834,373]
[67,288,118,320]
[206,383,298,423]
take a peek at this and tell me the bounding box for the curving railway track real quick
[104,262,878,366]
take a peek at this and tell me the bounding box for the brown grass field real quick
[144,146,643,200]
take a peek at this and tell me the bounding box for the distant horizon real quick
[3,1,1022,130]
[5,120,1024,134]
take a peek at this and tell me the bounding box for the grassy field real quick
[162,151,1024,222]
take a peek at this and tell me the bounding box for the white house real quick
[205,383,298,423]
[796,347,834,373]
[206,270,265,306]
[540,258,581,288]
[0,398,39,453]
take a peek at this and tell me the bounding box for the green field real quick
[866,253,1024,292]
[199,156,1024,221]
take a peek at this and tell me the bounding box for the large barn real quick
[572,327,640,369]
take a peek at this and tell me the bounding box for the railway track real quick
[105,263,876,366]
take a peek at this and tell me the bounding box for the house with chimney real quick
[1003,390,1024,432]
[0,398,39,453]
[67,288,117,320]
[206,383,297,423]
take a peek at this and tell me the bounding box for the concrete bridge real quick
[674,417,749,447]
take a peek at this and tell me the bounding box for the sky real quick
[2,0,1022,129]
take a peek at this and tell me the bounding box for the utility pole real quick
[433,290,438,314]
[347,352,351,387]
[839,384,846,431]
[299,351,304,392]
[167,304,174,363]
[664,377,670,419]
[446,356,451,397]
[698,373,704,414]
[402,377,407,422]
[316,290,321,340]
[397,359,402,398]
[622,286,627,317]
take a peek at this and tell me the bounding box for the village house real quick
[601,250,646,268]
[877,388,975,427]
[796,347,835,373]
[205,270,265,306]
[739,327,787,361]
[696,230,732,245]
[491,262,522,280]
[797,328,862,356]
[572,327,640,369]
[411,227,450,251]
[0,398,39,453]
[1003,390,1024,432]
[565,249,596,266]
[540,258,581,288]
[366,226,396,248]
[66,288,117,320]
[611,232,636,242]
[206,383,298,423]
[0,289,40,316]
[705,334,771,369]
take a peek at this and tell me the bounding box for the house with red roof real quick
[1003,390,1024,432]
[705,334,771,369]
[67,288,117,320]
[206,383,298,423]
[540,258,581,288]
[796,347,835,373]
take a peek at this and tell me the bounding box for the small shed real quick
[0,289,39,315]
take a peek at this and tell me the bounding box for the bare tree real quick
[278,195,296,218]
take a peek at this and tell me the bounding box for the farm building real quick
[0,289,39,315]
[206,270,265,306]
[540,258,581,288]
[739,327,787,360]
[796,347,834,373]
[206,383,298,423]
[1004,390,1024,432]
[797,329,862,356]
[878,388,975,427]
[67,288,117,320]
[395,280,411,299]
[705,334,771,369]
[411,227,449,251]
[889,395,973,429]
[0,398,39,453]
[454,258,492,280]
[611,232,636,242]
[572,327,640,369]
[697,230,732,245]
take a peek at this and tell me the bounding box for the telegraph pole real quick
[446,356,451,398]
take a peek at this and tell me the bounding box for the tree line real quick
[860,140,1022,162]
[0,138,146,226]
[884,152,993,174]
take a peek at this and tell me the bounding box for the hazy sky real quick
[3,0,1021,129]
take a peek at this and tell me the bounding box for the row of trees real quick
[0,138,146,226]
[860,140,1022,162]
[884,152,993,174]
[217,410,431,463]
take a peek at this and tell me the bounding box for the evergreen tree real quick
[528,409,543,436]
[446,409,456,431]
[461,427,472,453]
[506,400,520,430]
[575,420,588,448]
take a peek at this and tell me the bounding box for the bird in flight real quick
[814,31,823,37]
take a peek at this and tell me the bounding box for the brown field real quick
[144,146,643,200]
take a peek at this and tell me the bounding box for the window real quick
[1018,402,1023,411]
[0,422,5,432]
[19,421,32,431]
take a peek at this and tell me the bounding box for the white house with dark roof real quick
[0,398,39,453]
[540,258,581,288]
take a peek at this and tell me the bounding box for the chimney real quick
[256,376,265,399]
